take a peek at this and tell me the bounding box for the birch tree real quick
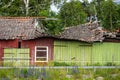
[0,0,62,16]
[23,0,29,16]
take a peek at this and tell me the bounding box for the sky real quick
[51,0,92,12]
[51,0,120,12]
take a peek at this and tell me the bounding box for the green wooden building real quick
[54,40,120,66]
[53,23,120,66]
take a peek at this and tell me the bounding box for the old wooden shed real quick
[0,17,54,66]
[54,22,120,66]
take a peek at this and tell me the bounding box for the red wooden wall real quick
[0,39,18,66]
[0,38,54,66]
[22,38,54,65]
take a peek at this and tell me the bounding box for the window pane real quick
[36,51,46,57]
[36,58,46,61]
[36,46,48,62]
[37,47,47,50]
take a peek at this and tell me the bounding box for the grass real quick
[0,67,120,80]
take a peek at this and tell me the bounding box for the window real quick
[35,46,48,62]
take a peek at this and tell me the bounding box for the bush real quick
[92,63,101,66]
[105,62,116,66]
[53,62,70,66]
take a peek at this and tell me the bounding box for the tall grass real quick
[0,67,120,80]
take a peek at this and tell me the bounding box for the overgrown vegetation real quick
[0,68,120,80]
[52,62,120,66]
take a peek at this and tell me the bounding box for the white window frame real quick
[35,46,48,62]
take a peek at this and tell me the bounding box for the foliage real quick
[101,0,119,30]
[91,0,105,20]
[82,0,96,22]
[41,11,64,35]
[91,62,102,66]
[116,4,120,27]
[42,20,64,35]
[59,0,87,27]
[0,68,120,80]
[53,62,70,66]
[0,0,24,16]
[0,0,62,16]
[85,0,120,30]
[104,62,116,66]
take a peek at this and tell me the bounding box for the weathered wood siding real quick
[0,38,54,66]
[0,39,18,66]
[54,40,92,65]
[4,48,30,67]
[22,38,54,66]
[92,42,120,65]
[54,40,120,66]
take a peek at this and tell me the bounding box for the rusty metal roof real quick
[0,17,46,40]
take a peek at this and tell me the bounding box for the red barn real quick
[0,17,54,66]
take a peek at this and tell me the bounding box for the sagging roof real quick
[60,21,104,42]
[103,30,120,42]
[0,17,104,42]
[0,17,47,40]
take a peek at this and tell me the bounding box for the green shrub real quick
[92,63,101,66]
[54,62,70,66]
[105,62,116,66]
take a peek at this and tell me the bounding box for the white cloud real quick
[50,4,59,12]
[51,0,92,12]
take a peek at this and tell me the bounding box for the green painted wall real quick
[54,40,120,66]
[54,40,92,66]
[4,48,30,67]
[92,42,120,65]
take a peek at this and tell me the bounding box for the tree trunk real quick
[23,0,29,16]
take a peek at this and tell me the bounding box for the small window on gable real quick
[35,46,48,62]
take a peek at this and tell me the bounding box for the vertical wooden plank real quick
[4,48,14,66]
[18,48,30,66]
[54,40,92,66]
[93,42,120,66]
[4,48,30,67]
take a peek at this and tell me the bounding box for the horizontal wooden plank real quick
[2,57,31,60]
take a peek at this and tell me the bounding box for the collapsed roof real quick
[0,17,104,42]
[60,21,104,42]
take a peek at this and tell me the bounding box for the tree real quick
[116,4,120,28]
[91,0,105,20]
[41,11,64,35]
[101,0,119,30]
[59,0,87,27]
[0,0,24,16]
[0,0,62,16]
[82,0,96,22]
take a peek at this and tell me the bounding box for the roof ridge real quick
[0,17,46,19]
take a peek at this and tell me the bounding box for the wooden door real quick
[3,48,30,67]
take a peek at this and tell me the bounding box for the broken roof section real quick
[60,21,104,42]
[0,17,104,42]
[0,17,47,40]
